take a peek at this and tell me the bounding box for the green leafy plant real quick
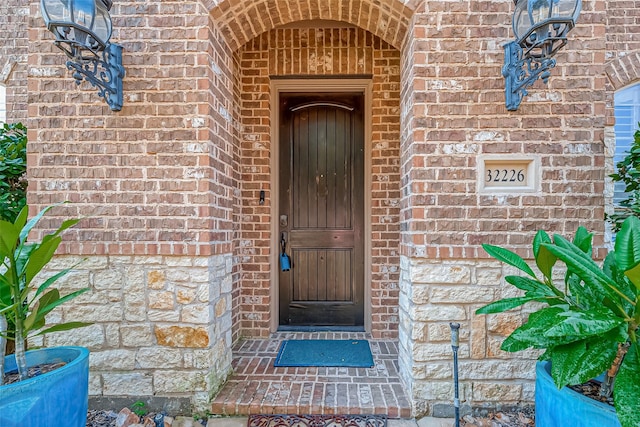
[608,123,640,232]
[476,217,639,427]
[131,401,147,417]
[0,203,91,385]
[0,123,27,223]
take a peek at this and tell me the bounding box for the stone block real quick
[103,372,153,396]
[149,291,175,309]
[88,372,102,396]
[105,323,121,347]
[486,312,523,335]
[166,258,194,267]
[90,349,136,370]
[428,323,469,342]
[429,286,496,303]
[148,309,181,322]
[411,305,466,322]
[177,288,196,304]
[148,270,166,289]
[153,371,206,393]
[46,323,106,349]
[410,285,430,304]
[475,267,502,286]
[121,325,154,346]
[155,325,210,348]
[458,360,536,380]
[413,380,453,401]
[472,383,522,401]
[181,305,211,324]
[93,269,125,290]
[410,263,470,285]
[136,347,183,369]
[65,303,124,322]
[413,343,455,361]
[214,298,227,317]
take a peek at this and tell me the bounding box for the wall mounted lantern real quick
[41,0,125,111]
[503,0,581,110]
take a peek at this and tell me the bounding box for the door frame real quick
[269,78,373,333]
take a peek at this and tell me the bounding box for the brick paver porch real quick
[211,332,412,418]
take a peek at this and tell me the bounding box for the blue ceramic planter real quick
[535,361,621,427]
[0,346,89,427]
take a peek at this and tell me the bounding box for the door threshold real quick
[277,325,365,332]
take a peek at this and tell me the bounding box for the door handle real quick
[280,214,288,227]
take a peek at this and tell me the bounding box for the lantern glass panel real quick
[41,0,70,24]
[513,0,580,41]
[70,0,112,45]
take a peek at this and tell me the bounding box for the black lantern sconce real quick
[503,0,581,110]
[41,0,125,111]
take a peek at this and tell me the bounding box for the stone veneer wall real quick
[237,26,402,339]
[13,0,640,418]
[32,254,233,410]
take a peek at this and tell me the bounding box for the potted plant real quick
[0,203,91,427]
[476,216,639,427]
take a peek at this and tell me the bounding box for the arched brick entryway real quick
[205,0,415,50]
[204,0,415,416]
[202,0,414,343]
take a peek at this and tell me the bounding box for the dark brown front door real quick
[278,93,365,327]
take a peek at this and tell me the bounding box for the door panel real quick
[279,93,364,327]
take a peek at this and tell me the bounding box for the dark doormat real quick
[273,340,374,368]
[248,414,387,427]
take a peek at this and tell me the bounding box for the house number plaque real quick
[479,157,538,193]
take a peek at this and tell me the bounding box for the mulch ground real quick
[461,407,535,427]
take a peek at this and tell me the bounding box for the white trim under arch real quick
[613,82,640,204]
[269,78,374,334]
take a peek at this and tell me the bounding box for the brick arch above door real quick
[203,0,415,51]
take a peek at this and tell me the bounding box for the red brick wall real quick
[26,0,240,258]
[237,27,402,339]
[399,0,608,263]
[0,0,28,123]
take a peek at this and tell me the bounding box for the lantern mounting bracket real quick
[503,41,557,111]
[503,0,581,110]
[57,40,124,111]
[41,0,124,111]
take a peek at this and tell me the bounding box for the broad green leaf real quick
[624,262,640,292]
[501,307,568,352]
[476,296,535,314]
[542,241,624,306]
[572,226,593,256]
[482,244,536,278]
[0,220,18,259]
[13,206,28,231]
[18,203,65,244]
[533,230,556,280]
[34,266,77,298]
[23,288,60,332]
[35,321,93,336]
[506,276,564,304]
[614,343,640,427]
[616,216,640,274]
[31,288,90,327]
[24,236,62,287]
[543,308,623,338]
[505,276,547,293]
[549,330,623,389]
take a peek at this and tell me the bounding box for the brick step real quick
[210,333,411,418]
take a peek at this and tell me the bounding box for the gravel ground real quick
[86,409,535,427]
[461,407,535,427]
